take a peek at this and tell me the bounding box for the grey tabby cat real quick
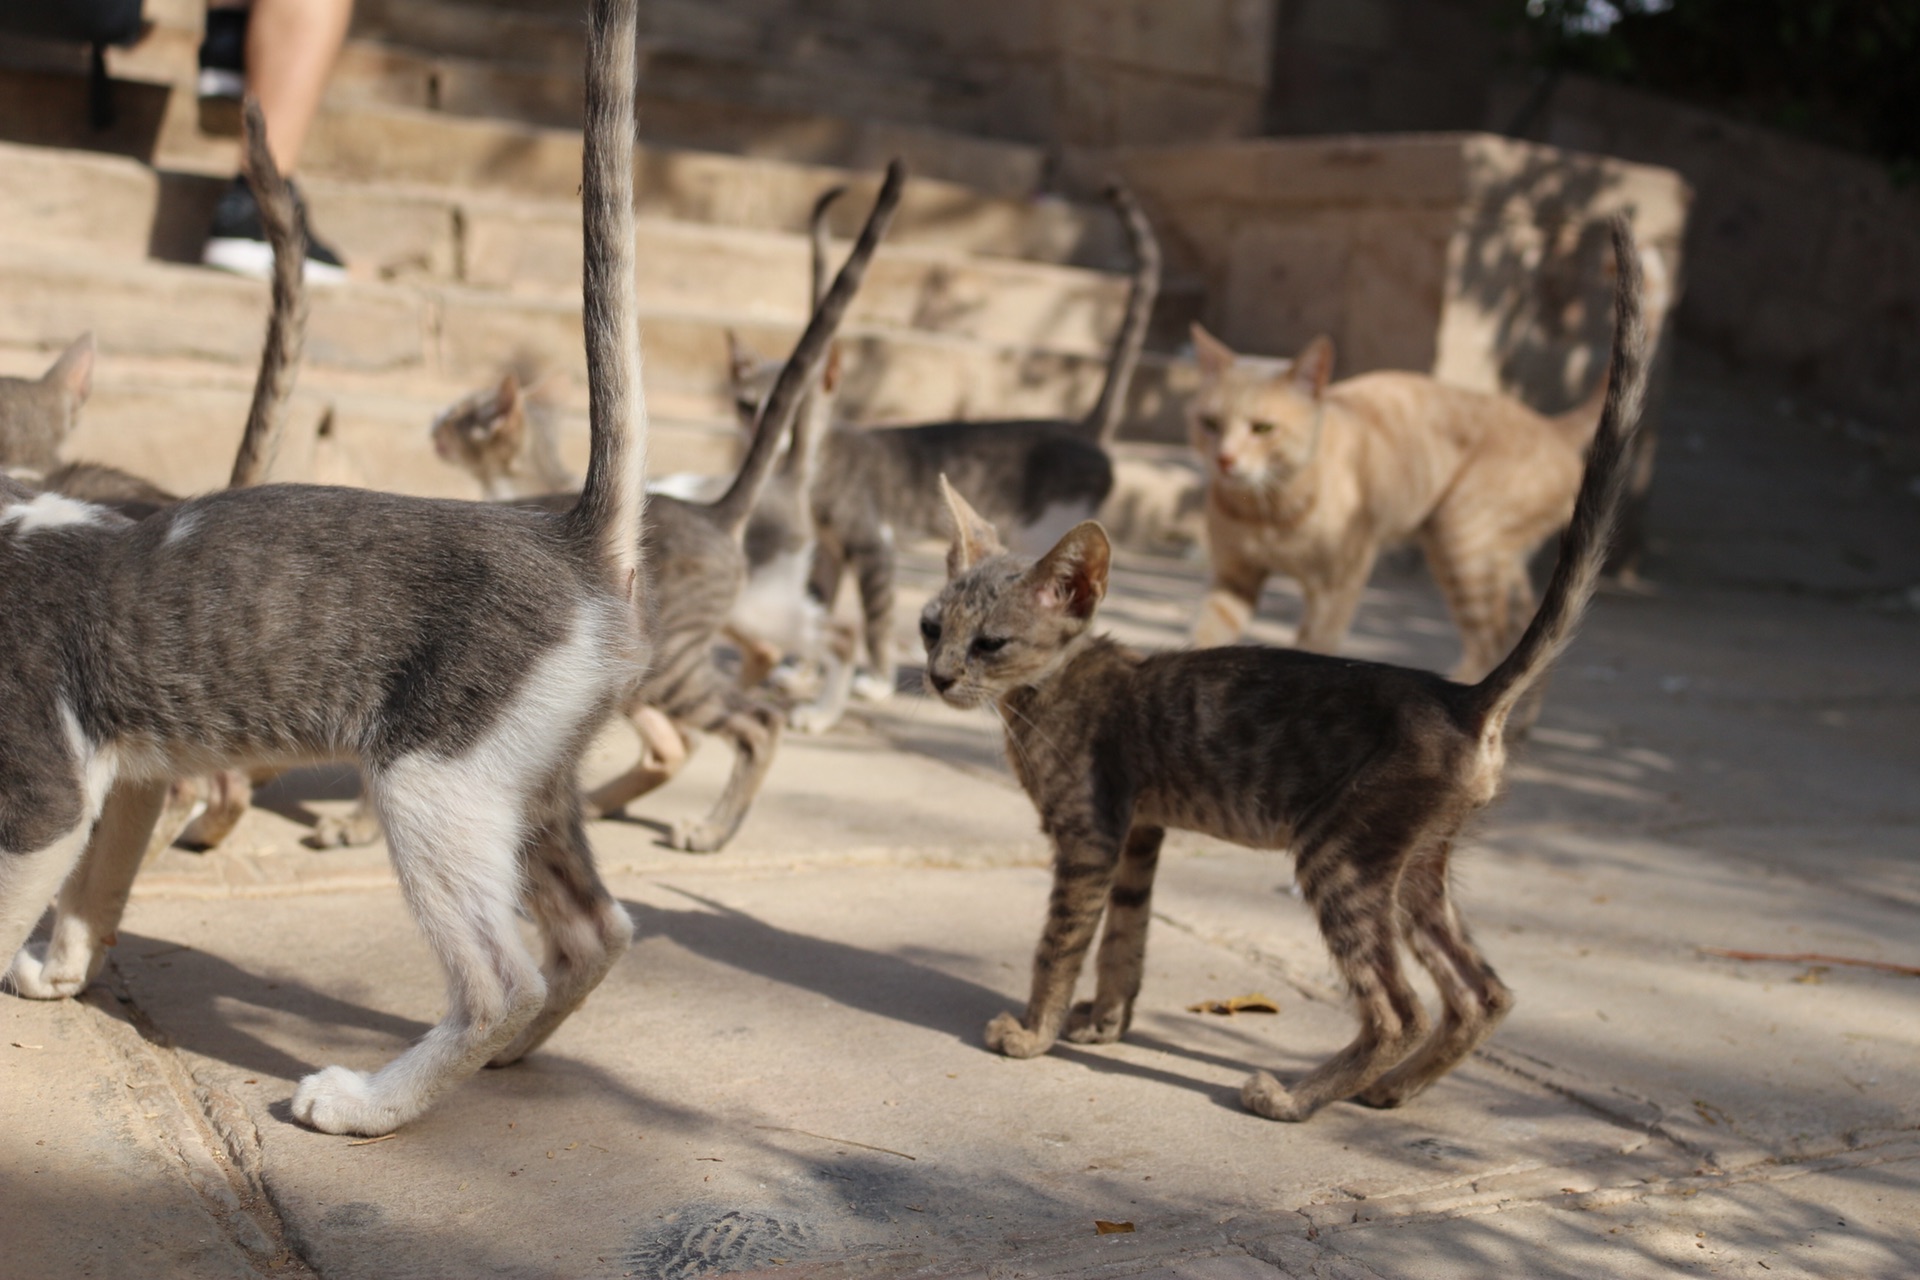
[919,219,1647,1122]
[435,164,904,851]
[733,183,1162,700]
[0,334,95,474]
[1,0,650,1136]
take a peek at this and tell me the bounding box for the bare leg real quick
[245,0,354,175]
[290,757,546,1135]
[1064,825,1164,1044]
[9,780,168,999]
[986,824,1125,1059]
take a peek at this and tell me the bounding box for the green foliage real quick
[1513,0,1920,169]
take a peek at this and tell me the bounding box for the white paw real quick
[292,1065,399,1136]
[4,945,88,1000]
[851,671,895,703]
[787,703,841,735]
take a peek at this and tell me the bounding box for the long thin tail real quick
[566,0,646,591]
[1470,217,1649,735]
[1083,183,1161,447]
[1548,361,1610,451]
[227,98,307,490]
[708,162,904,537]
[784,182,849,482]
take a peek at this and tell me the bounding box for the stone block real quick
[1059,0,1272,87]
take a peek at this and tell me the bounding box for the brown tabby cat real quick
[731,182,1162,701]
[431,166,905,849]
[1188,298,1613,682]
[918,220,1646,1122]
[0,334,95,475]
[2,0,647,1136]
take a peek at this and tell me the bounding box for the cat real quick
[1186,272,1619,685]
[0,334,95,474]
[916,218,1646,1123]
[431,165,904,849]
[1,0,650,1136]
[729,181,1162,703]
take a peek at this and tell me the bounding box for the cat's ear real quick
[494,374,521,418]
[44,332,95,403]
[940,474,1005,577]
[1191,323,1237,378]
[821,342,843,394]
[1027,521,1111,621]
[1291,336,1335,398]
[725,330,759,387]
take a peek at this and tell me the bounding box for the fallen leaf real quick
[1094,1220,1135,1235]
[10,1042,44,1050]
[1186,993,1280,1016]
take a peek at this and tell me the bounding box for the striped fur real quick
[920,222,1646,1122]
[1188,243,1628,691]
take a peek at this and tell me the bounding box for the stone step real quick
[0,245,1183,437]
[0,140,1131,355]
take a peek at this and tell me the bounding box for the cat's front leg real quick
[1064,824,1164,1044]
[987,828,1123,1059]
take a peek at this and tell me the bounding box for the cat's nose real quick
[1216,451,1238,473]
[928,670,956,694]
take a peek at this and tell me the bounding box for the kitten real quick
[1187,260,1622,684]
[0,334,95,473]
[1,0,649,1136]
[916,220,1647,1122]
[433,166,905,849]
[731,183,1162,701]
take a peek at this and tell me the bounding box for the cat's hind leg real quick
[1065,824,1163,1045]
[1355,839,1512,1109]
[585,703,690,818]
[7,779,168,999]
[490,776,633,1066]
[669,692,780,853]
[847,525,897,698]
[1241,836,1428,1122]
[987,822,1127,1059]
[291,758,548,1136]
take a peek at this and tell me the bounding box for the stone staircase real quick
[0,0,1188,506]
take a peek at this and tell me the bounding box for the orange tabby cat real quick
[1188,327,1603,683]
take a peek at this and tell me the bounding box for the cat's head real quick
[1187,324,1333,485]
[431,375,526,480]
[725,330,841,437]
[919,476,1110,709]
[0,334,95,470]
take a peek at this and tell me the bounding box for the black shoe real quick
[198,6,248,101]
[202,176,350,284]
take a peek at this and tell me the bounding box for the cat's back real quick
[1333,370,1569,457]
[862,419,1111,531]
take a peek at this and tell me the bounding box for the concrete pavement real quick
[4,349,1918,1278]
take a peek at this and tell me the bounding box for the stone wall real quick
[1075,132,1688,417]
[1497,74,1920,434]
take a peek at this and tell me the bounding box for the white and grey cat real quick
[1,0,649,1136]
[0,334,95,475]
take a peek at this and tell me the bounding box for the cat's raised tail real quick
[705,160,905,538]
[1084,183,1162,447]
[228,97,308,490]
[566,0,647,592]
[1469,216,1649,735]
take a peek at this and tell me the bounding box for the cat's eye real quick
[971,635,1009,656]
[1250,420,1276,435]
[1198,415,1223,434]
[920,617,941,644]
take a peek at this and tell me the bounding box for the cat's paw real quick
[292,1065,400,1136]
[1240,1071,1311,1122]
[305,811,381,849]
[984,1012,1052,1059]
[1352,1078,1418,1110]
[1062,1000,1125,1045]
[851,671,895,703]
[3,944,91,1000]
[787,703,841,736]
[667,820,727,854]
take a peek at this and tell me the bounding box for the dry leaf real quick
[10,1042,44,1050]
[1185,993,1280,1016]
[1094,1220,1136,1235]
[1791,966,1829,985]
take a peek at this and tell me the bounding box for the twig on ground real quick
[1699,947,1920,977]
